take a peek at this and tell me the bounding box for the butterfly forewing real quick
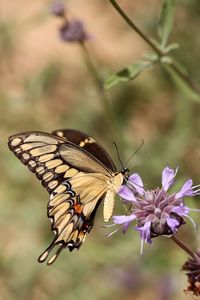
[52,129,117,172]
[8,130,122,265]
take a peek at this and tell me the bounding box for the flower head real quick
[113,166,200,253]
[51,1,66,17]
[59,20,90,43]
[182,251,200,296]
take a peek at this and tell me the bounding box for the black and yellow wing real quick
[52,128,117,172]
[8,130,121,265]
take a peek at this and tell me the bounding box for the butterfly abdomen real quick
[103,173,124,222]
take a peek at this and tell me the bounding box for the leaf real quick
[158,0,176,48]
[104,61,153,89]
[165,43,179,53]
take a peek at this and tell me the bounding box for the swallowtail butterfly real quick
[8,129,129,265]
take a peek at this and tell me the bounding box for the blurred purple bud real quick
[51,1,66,17]
[59,20,90,43]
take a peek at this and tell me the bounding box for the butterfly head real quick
[120,167,130,183]
[121,167,129,175]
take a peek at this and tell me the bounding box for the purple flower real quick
[121,173,144,198]
[118,185,136,202]
[182,250,200,296]
[113,166,200,254]
[175,179,197,199]
[135,221,152,254]
[128,173,145,195]
[166,217,179,233]
[51,1,66,17]
[59,20,90,43]
[161,166,178,191]
[113,214,136,233]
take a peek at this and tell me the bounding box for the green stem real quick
[61,14,118,133]
[169,62,200,96]
[171,235,196,259]
[109,0,164,56]
[109,0,200,97]
[80,42,113,122]
[60,13,125,153]
[80,42,125,147]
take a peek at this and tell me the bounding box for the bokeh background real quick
[0,0,200,299]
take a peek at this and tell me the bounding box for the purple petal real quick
[135,221,152,254]
[113,214,136,225]
[175,179,194,199]
[172,205,198,230]
[162,166,178,191]
[166,217,179,233]
[172,205,190,217]
[128,173,144,195]
[113,214,136,233]
[135,221,152,244]
[118,185,136,202]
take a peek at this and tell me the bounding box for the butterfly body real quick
[8,129,127,264]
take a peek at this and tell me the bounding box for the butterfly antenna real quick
[124,139,144,166]
[112,142,124,169]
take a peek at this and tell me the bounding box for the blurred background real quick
[0,0,200,299]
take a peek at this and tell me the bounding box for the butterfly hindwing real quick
[8,130,117,264]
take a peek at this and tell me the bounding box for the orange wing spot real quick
[73,203,83,214]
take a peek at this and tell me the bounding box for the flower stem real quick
[80,42,125,146]
[61,14,119,136]
[109,0,164,56]
[169,62,200,96]
[109,0,200,97]
[171,235,196,259]
[80,42,114,123]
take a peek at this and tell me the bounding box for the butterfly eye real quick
[121,167,129,175]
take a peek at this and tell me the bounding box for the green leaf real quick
[165,43,179,53]
[158,0,176,48]
[104,61,153,89]
[160,55,173,64]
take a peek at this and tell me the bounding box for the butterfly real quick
[8,129,129,265]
